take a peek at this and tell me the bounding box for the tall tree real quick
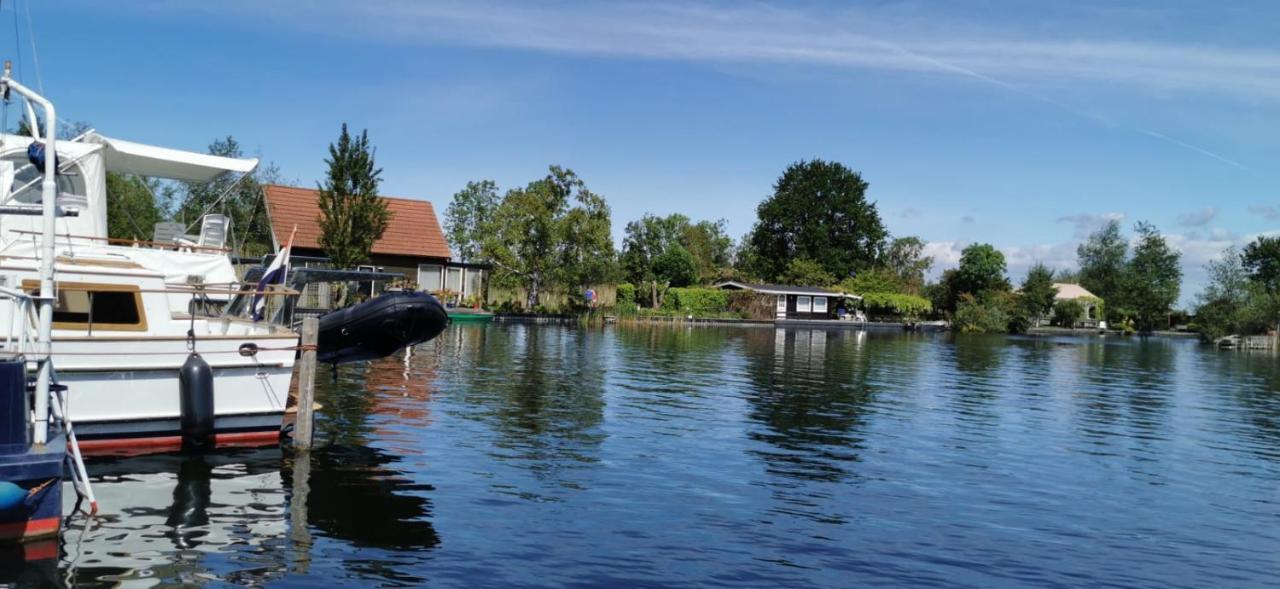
[743,159,887,282]
[1194,247,1259,341]
[444,180,500,262]
[1125,221,1181,331]
[621,213,692,307]
[105,173,172,241]
[954,243,1009,298]
[1020,263,1058,321]
[483,166,614,309]
[681,219,734,283]
[884,236,932,295]
[1242,236,1280,332]
[1077,219,1128,320]
[779,257,837,287]
[317,124,389,271]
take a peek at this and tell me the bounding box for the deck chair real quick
[197,214,230,249]
[152,221,185,245]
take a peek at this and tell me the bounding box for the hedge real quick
[860,292,932,319]
[661,287,730,315]
[617,282,636,305]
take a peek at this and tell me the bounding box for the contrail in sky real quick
[866,37,1249,170]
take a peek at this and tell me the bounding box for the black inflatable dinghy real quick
[316,291,450,364]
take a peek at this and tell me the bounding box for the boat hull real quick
[50,335,297,454]
[0,432,64,542]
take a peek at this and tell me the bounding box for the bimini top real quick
[84,132,258,182]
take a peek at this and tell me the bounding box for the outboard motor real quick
[178,353,214,452]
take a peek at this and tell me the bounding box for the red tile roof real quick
[262,184,452,260]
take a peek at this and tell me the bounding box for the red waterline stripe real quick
[0,516,59,542]
[21,538,58,561]
[77,431,282,457]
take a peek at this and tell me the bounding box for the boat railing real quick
[8,228,231,254]
[0,285,39,358]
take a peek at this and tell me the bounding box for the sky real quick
[17,0,1280,305]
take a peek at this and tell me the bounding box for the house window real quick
[814,296,828,314]
[797,295,812,312]
[418,264,442,292]
[446,267,463,292]
[23,281,147,331]
[465,268,483,299]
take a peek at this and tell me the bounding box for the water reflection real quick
[741,328,875,483]
[13,324,1280,586]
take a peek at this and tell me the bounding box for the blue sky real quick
[22,1,1280,304]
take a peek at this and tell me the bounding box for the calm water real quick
[12,324,1280,587]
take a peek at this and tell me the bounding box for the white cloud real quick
[1176,206,1217,227]
[146,1,1280,102]
[1055,212,1126,238]
[1249,205,1280,221]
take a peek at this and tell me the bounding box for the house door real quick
[776,294,787,319]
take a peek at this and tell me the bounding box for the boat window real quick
[813,296,828,314]
[1,150,87,205]
[22,281,147,331]
[797,296,812,312]
[418,264,442,292]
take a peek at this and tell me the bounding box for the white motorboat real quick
[0,119,298,454]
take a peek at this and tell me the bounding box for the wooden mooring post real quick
[294,316,319,450]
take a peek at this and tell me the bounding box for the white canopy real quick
[85,132,258,182]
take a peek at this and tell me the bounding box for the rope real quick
[22,0,40,95]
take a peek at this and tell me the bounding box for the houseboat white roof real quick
[715,281,862,300]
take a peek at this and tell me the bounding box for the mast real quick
[1,61,58,445]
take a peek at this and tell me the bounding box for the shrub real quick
[727,291,771,320]
[953,292,1009,333]
[616,282,636,306]
[1053,299,1085,327]
[860,292,932,320]
[662,288,729,315]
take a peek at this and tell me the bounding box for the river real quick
[13,324,1280,587]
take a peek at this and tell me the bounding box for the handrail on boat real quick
[9,229,232,253]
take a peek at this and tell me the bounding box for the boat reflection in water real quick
[52,422,438,584]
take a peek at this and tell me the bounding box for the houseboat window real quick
[2,151,87,205]
[797,296,812,312]
[22,281,147,331]
[418,264,442,292]
[813,296,828,313]
[446,267,463,293]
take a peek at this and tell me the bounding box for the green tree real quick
[1053,299,1085,327]
[1020,263,1058,322]
[885,236,932,294]
[1193,247,1262,341]
[954,243,1009,298]
[1242,236,1280,332]
[483,166,614,309]
[444,180,500,263]
[622,213,690,307]
[779,257,837,287]
[681,219,734,283]
[1077,219,1128,320]
[317,124,390,272]
[105,173,172,241]
[1125,221,1181,331]
[840,267,904,295]
[743,159,887,282]
[953,292,1011,333]
[175,136,285,257]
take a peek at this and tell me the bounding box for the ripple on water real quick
[29,325,1280,587]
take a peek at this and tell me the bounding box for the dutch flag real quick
[253,226,295,321]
